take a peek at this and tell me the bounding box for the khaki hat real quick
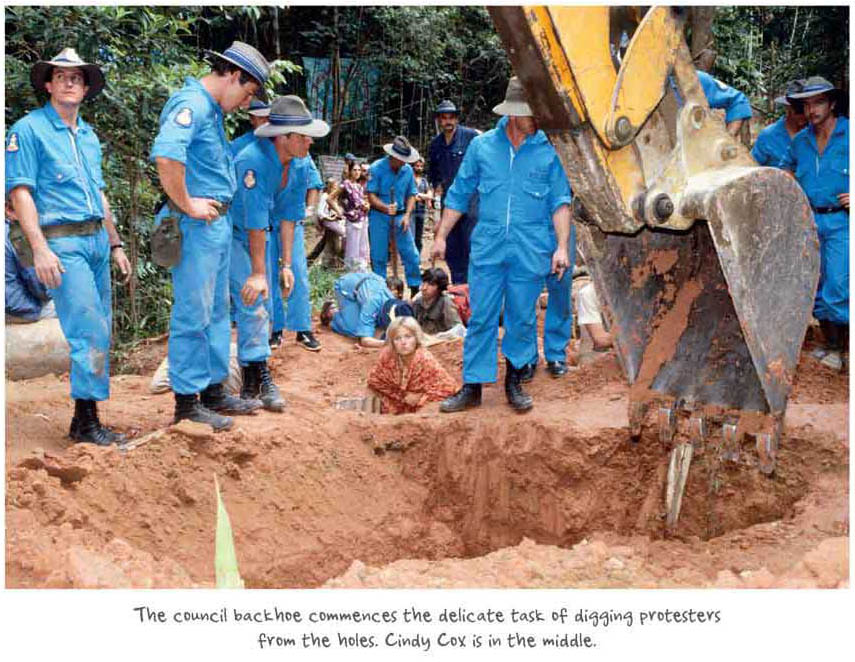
[382,135,420,164]
[254,95,330,138]
[208,41,271,100]
[30,48,105,101]
[786,76,840,100]
[248,97,270,117]
[492,76,532,117]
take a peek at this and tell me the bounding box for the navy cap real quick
[435,99,459,115]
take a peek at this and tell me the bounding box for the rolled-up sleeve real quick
[150,96,205,164]
[547,155,572,214]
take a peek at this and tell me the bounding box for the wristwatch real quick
[110,242,124,251]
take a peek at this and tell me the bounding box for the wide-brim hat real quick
[435,99,460,115]
[786,76,840,100]
[248,97,270,117]
[492,76,533,117]
[254,95,330,138]
[383,135,420,164]
[208,41,271,100]
[30,48,104,101]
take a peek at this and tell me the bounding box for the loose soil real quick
[5,310,848,588]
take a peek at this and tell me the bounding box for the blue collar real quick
[185,76,223,119]
[43,101,89,133]
[496,114,547,147]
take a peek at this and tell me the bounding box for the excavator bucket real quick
[489,6,820,488]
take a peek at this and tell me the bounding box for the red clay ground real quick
[5,311,848,589]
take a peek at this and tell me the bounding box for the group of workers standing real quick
[4,34,849,444]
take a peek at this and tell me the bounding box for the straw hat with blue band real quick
[30,48,105,101]
[207,41,271,100]
[382,135,421,164]
[786,76,841,100]
[254,95,330,138]
[774,79,807,107]
[435,99,460,115]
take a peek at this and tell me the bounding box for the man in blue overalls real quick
[432,77,572,412]
[751,80,807,167]
[782,76,850,371]
[151,41,270,431]
[229,97,270,157]
[366,136,422,298]
[320,271,414,348]
[428,100,480,284]
[269,148,324,352]
[6,48,131,445]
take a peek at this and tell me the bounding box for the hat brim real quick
[787,86,839,100]
[383,143,421,163]
[248,108,271,117]
[435,109,460,115]
[492,100,533,117]
[254,118,330,139]
[30,61,105,101]
[774,95,791,107]
[207,51,268,100]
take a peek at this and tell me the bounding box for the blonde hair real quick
[386,316,426,351]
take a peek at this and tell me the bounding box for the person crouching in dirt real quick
[6,48,132,446]
[367,316,459,414]
[431,76,572,413]
[319,271,415,348]
[411,267,462,335]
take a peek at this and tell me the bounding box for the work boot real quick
[439,383,482,413]
[546,360,568,377]
[246,361,286,412]
[504,359,533,412]
[173,393,233,432]
[269,330,283,348]
[296,330,321,352]
[200,382,262,415]
[240,364,259,400]
[69,399,123,446]
[519,362,537,383]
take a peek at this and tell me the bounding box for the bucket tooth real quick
[629,401,649,441]
[755,421,781,475]
[658,406,677,444]
[721,421,742,462]
[665,442,694,531]
[689,415,707,451]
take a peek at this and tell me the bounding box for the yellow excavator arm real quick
[489,6,820,528]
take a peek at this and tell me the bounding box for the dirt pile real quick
[5,322,849,589]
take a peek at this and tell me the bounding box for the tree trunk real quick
[688,7,717,71]
[328,6,342,155]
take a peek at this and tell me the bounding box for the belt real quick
[41,219,103,239]
[164,197,230,217]
[813,205,847,214]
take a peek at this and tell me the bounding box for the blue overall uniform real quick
[150,77,235,396]
[697,71,752,124]
[229,129,256,157]
[533,220,577,366]
[329,271,394,339]
[782,116,850,325]
[266,156,322,334]
[5,219,52,321]
[230,137,281,365]
[365,156,421,288]
[751,116,794,167]
[445,115,573,384]
[5,102,112,400]
[428,125,480,284]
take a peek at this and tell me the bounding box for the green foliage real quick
[711,6,849,120]
[308,263,341,312]
[214,474,244,589]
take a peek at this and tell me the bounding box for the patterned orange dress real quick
[367,346,459,414]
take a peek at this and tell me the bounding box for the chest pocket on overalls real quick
[46,161,79,185]
[476,179,503,224]
[828,145,849,195]
[521,179,550,221]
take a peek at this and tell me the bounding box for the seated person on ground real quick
[5,209,55,324]
[411,267,462,335]
[320,271,414,348]
[367,316,459,414]
[574,274,612,352]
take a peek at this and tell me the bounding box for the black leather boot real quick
[504,359,533,412]
[519,362,537,383]
[252,361,286,412]
[173,393,233,431]
[439,383,482,413]
[240,365,259,400]
[70,399,118,446]
[201,382,262,415]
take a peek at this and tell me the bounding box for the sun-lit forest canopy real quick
[4,5,849,354]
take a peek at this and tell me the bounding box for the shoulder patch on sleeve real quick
[174,107,193,127]
[6,133,19,152]
[243,169,256,189]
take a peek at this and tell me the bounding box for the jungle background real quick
[4,5,849,363]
